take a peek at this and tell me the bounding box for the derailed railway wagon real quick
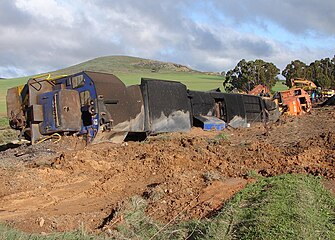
[7,71,278,144]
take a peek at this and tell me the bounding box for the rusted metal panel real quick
[57,89,82,131]
[28,78,54,105]
[38,89,82,135]
[6,87,26,129]
[27,104,44,122]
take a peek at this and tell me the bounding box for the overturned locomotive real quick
[7,71,278,144]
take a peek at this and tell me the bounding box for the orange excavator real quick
[247,82,312,116]
[270,78,313,116]
[276,88,312,115]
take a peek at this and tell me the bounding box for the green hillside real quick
[47,55,224,90]
[0,56,224,116]
[50,55,200,75]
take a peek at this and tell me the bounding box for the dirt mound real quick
[0,106,334,234]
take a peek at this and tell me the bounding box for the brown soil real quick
[0,106,334,234]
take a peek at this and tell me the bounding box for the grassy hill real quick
[50,55,200,75]
[0,56,224,116]
[48,55,224,89]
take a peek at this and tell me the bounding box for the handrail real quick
[28,74,68,91]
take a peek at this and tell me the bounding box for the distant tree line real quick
[282,57,335,88]
[223,56,335,91]
[223,59,280,92]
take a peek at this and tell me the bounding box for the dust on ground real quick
[0,106,334,234]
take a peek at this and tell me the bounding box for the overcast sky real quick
[1,0,335,78]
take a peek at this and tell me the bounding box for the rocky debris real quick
[132,60,195,72]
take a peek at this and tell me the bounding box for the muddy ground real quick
[0,106,334,234]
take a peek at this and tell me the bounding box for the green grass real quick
[191,174,335,240]
[108,196,167,239]
[116,72,224,90]
[0,174,334,239]
[0,224,101,240]
[0,129,17,145]
[272,80,289,92]
[215,132,229,140]
[0,117,17,144]
[0,116,8,128]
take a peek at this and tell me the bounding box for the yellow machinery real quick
[321,89,335,99]
[290,78,317,91]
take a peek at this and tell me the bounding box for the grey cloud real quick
[188,24,223,52]
[94,0,189,31]
[0,1,31,27]
[212,0,335,35]
[232,38,274,57]
[0,0,334,78]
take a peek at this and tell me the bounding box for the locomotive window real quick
[71,75,85,88]
[80,91,91,107]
